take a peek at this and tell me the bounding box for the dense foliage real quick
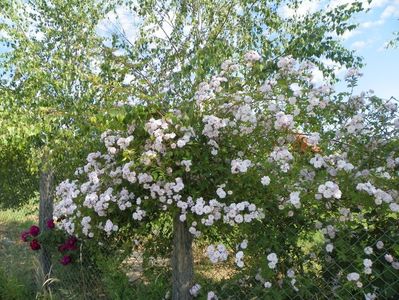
[0,0,125,207]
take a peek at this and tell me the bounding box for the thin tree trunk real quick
[39,169,54,278]
[172,214,194,300]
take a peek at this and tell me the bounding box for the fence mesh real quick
[1,169,399,300]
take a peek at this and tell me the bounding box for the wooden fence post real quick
[39,168,54,278]
[172,214,194,300]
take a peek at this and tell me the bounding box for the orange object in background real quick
[294,133,321,154]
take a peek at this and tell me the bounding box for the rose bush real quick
[21,221,79,266]
[53,52,399,299]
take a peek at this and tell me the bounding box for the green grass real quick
[0,203,140,299]
[0,203,38,299]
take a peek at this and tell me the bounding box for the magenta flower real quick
[66,236,78,246]
[58,244,68,252]
[30,239,41,250]
[65,236,78,250]
[21,231,30,242]
[29,225,40,237]
[60,255,72,265]
[58,236,78,252]
[46,219,55,229]
[66,244,77,251]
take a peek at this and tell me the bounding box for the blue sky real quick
[342,1,399,99]
[279,0,399,99]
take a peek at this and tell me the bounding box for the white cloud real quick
[321,58,346,77]
[360,19,385,28]
[0,30,10,40]
[153,12,175,40]
[341,29,362,40]
[112,49,127,57]
[357,1,399,35]
[368,0,390,9]
[381,4,399,19]
[329,0,361,9]
[311,68,325,85]
[351,40,368,49]
[328,0,389,9]
[96,6,141,44]
[311,57,346,85]
[279,0,321,18]
[141,10,176,41]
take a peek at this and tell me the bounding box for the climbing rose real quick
[46,219,55,229]
[346,272,360,281]
[60,255,72,265]
[66,236,78,248]
[58,244,68,252]
[29,225,40,237]
[59,236,78,252]
[261,176,271,186]
[30,239,41,250]
[21,231,29,242]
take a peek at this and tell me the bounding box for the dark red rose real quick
[30,239,41,250]
[60,255,72,265]
[21,231,30,242]
[46,219,55,229]
[66,244,77,251]
[58,236,78,252]
[66,236,78,248]
[29,225,40,237]
[58,244,68,252]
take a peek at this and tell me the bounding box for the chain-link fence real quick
[0,212,399,299]
[1,170,399,300]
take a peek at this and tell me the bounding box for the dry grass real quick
[193,245,238,282]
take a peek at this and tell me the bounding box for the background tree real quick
[0,0,127,275]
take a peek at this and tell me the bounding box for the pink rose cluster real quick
[20,219,78,266]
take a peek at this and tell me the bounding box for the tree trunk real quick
[172,214,194,300]
[39,169,54,278]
